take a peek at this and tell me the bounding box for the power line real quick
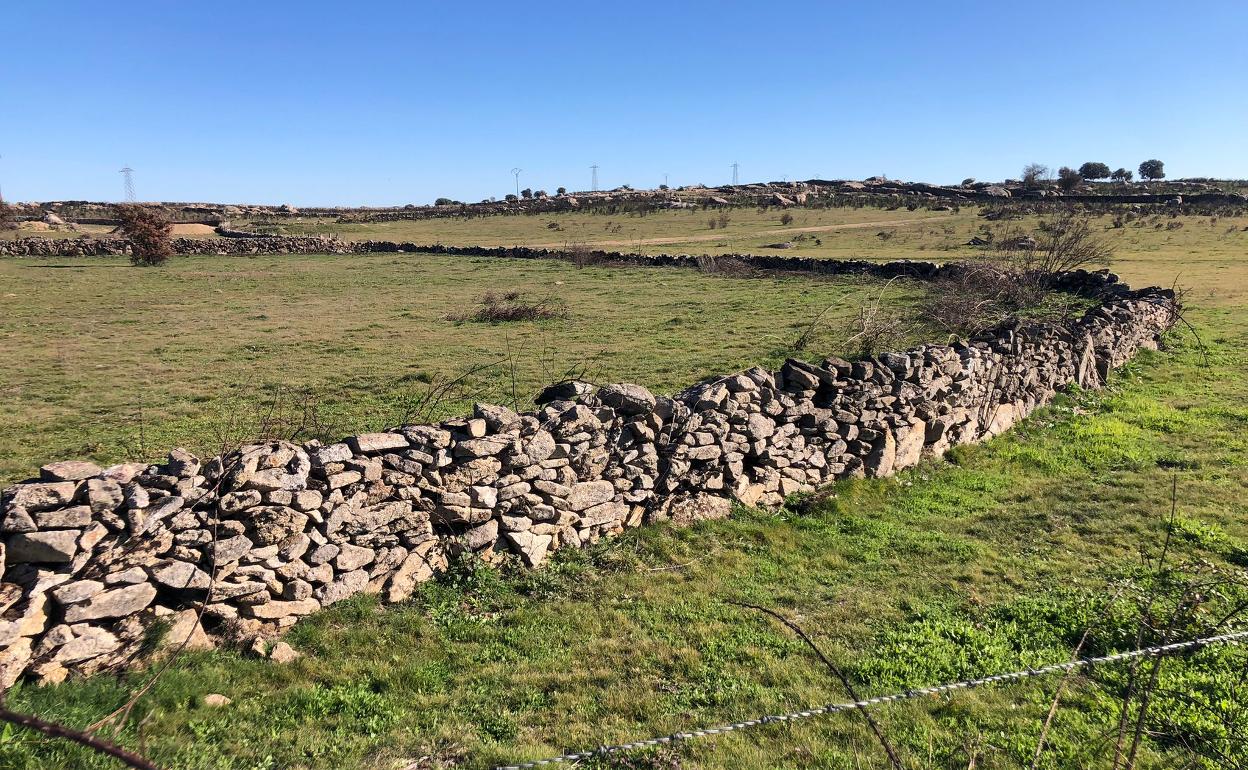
[590,164,599,192]
[731,161,739,186]
[119,167,136,202]
[494,628,1248,770]
[510,168,522,197]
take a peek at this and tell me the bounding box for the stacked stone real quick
[0,236,354,258]
[0,276,1177,689]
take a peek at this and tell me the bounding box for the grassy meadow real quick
[0,253,922,485]
[266,205,1248,303]
[1,204,1246,769]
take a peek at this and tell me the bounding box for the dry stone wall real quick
[0,256,1177,689]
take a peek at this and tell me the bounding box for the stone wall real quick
[0,236,355,257]
[0,258,1177,689]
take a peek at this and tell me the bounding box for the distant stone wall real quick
[0,235,355,257]
[0,258,1177,689]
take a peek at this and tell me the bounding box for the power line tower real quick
[119,167,136,202]
[510,168,522,197]
[731,162,739,186]
[590,165,599,192]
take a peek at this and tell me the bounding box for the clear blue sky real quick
[3,1,1246,206]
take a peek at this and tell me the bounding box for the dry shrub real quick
[567,242,605,269]
[455,291,567,323]
[923,212,1115,337]
[695,254,753,277]
[798,278,920,358]
[996,212,1113,278]
[115,203,173,266]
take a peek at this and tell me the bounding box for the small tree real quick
[504,193,518,202]
[1078,162,1111,180]
[1022,163,1049,188]
[115,204,172,266]
[434,197,455,206]
[520,188,533,199]
[1138,159,1165,181]
[533,189,547,198]
[961,177,976,186]
[658,184,669,191]
[556,187,567,196]
[1111,168,1134,183]
[1057,166,1082,191]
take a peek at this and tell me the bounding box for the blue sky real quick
[3,1,1245,206]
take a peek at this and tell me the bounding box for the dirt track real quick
[527,215,949,249]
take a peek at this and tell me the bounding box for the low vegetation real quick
[453,291,568,323]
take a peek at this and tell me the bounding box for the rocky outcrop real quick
[0,265,1177,688]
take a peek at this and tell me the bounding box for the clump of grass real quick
[455,291,567,323]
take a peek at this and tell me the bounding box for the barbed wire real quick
[493,628,1248,769]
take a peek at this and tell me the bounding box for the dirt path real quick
[527,214,950,249]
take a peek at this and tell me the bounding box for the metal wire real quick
[494,628,1248,769]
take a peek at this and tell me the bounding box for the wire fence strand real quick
[494,628,1248,770]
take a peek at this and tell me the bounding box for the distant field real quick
[0,253,922,484]
[268,207,1248,305]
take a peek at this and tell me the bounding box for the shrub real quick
[115,203,172,266]
[434,197,455,206]
[455,291,567,323]
[780,212,794,226]
[921,213,1114,337]
[1057,166,1082,191]
[520,188,533,199]
[556,187,567,196]
[1138,159,1165,181]
[504,194,518,202]
[0,200,15,231]
[1111,167,1134,183]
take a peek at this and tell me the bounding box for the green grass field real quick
[2,205,1246,769]
[0,253,923,485]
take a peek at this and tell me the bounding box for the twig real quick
[0,705,161,770]
[730,600,904,770]
[1030,584,1127,769]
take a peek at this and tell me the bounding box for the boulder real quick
[597,383,657,415]
[63,583,156,622]
[348,433,409,454]
[32,506,92,529]
[151,560,212,591]
[535,380,593,405]
[10,482,77,513]
[55,626,120,664]
[334,543,375,572]
[505,530,552,567]
[566,481,615,512]
[268,641,300,664]
[40,460,101,482]
[6,531,79,563]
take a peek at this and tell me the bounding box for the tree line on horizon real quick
[1021,159,1165,191]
